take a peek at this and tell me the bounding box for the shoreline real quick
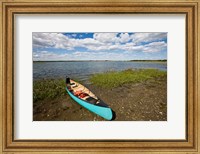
[33,69,167,121]
[33,77,167,121]
[33,60,167,63]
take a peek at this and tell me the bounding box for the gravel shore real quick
[33,76,167,121]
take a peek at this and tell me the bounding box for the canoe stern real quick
[66,88,113,120]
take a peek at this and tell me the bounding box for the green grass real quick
[33,69,166,102]
[90,69,167,89]
[33,79,66,103]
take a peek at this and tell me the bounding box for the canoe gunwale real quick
[66,85,109,108]
[65,78,115,120]
[66,88,114,120]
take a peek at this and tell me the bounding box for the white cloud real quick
[32,32,167,59]
[143,41,167,52]
[93,33,118,43]
[33,33,104,50]
[33,33,69,48]
[130,33,167,44]
[119,33,130,43]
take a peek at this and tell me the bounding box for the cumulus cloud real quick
[33,32,167,60]
[93,33,118,43]
[33,32,167,52]
[33,33,104,50]
[119,33,131,43]
[33,33,70,49]
[130,33,167,44]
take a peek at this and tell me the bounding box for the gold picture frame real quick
[0,0,199,153]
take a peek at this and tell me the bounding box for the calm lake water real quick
[33,61,167,82]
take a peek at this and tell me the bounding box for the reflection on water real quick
[33,61,167,82]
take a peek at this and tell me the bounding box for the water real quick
[33,61,167,82]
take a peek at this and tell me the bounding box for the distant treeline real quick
[129,60,167,62]
[33,59,167,62]
[33,60,108,62]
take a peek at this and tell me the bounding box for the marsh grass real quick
[90,69,167,89]
[33,78,85,103]
[33,69,166,103]
[33,79,66,103]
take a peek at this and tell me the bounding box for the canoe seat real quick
[72,86,82,90]
[86,97,98,104]
[71,83,78,88]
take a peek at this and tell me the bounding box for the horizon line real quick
[33,59,167,62]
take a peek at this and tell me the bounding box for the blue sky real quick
[33,32,167,61]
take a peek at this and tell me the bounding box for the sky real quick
[33,32,167,61]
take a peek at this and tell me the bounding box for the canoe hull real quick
[66,88,113,120]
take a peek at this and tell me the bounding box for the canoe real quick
[65,77,115,120]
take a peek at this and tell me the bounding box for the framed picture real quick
[1,0,199,153]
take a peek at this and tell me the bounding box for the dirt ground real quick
[33,77,167,121]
